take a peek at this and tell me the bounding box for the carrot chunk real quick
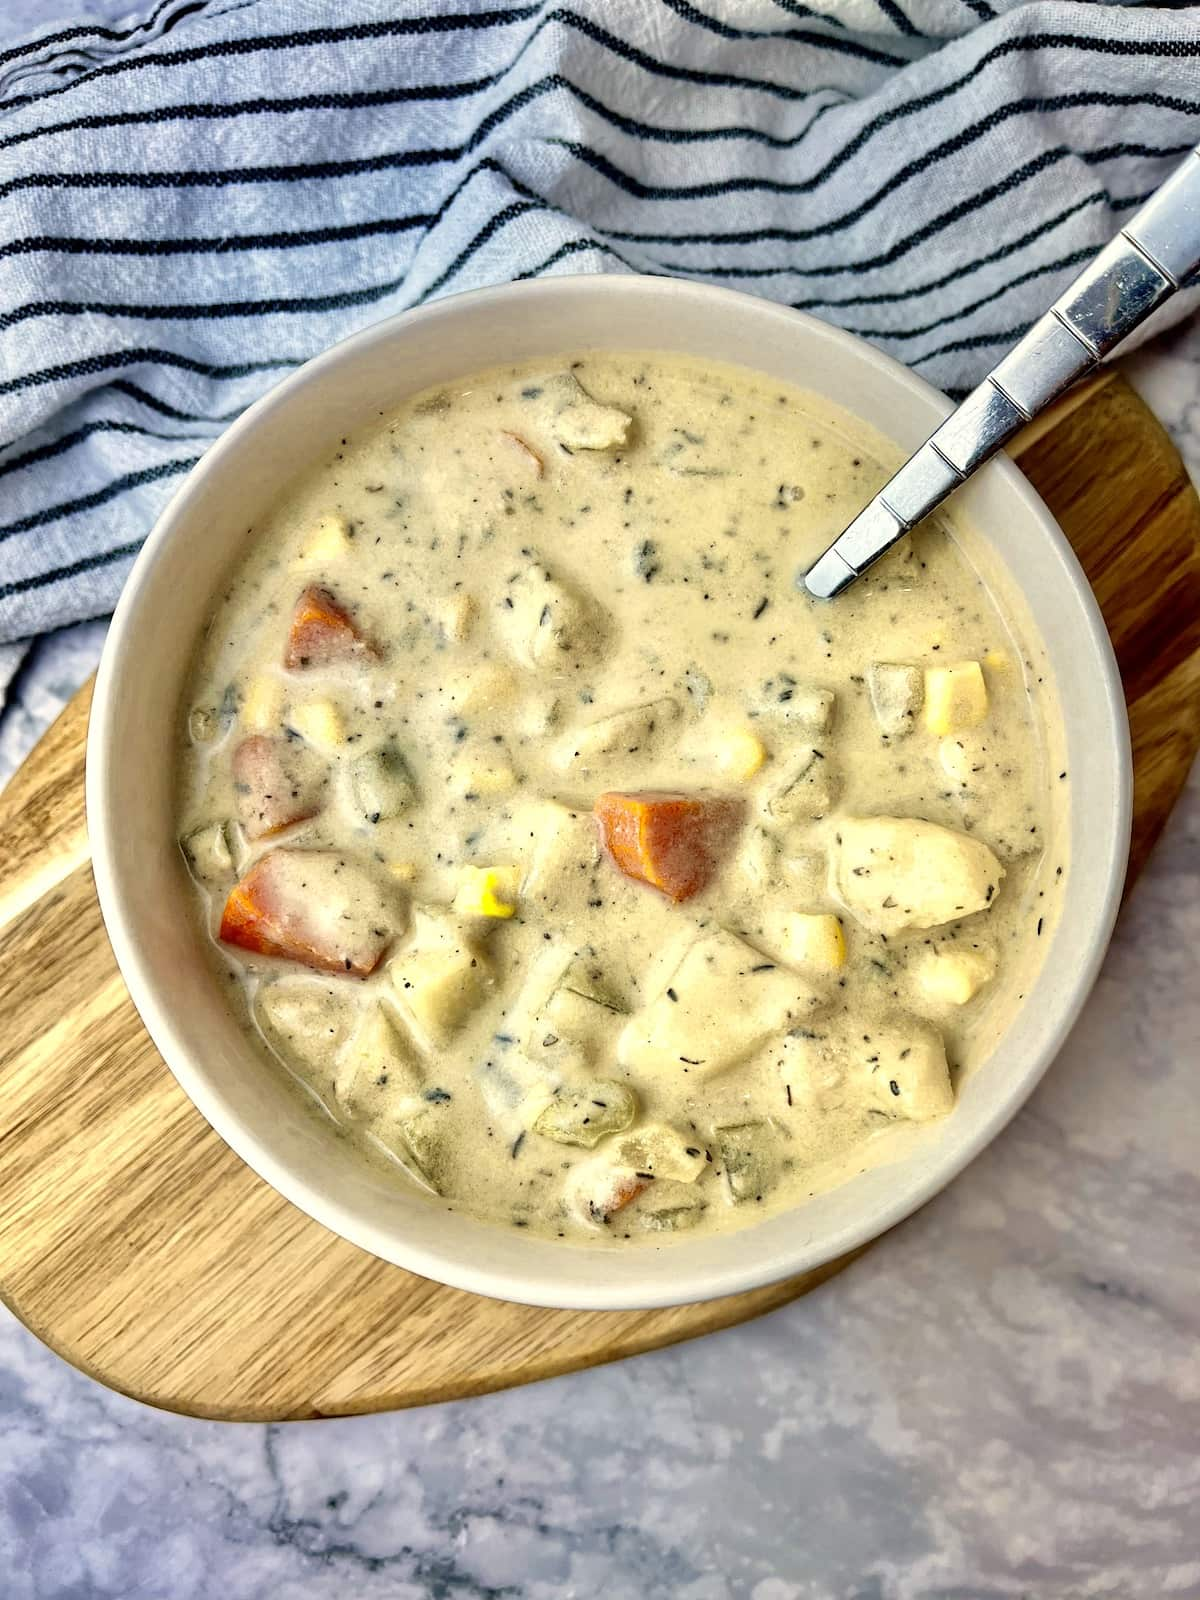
[284,584,375,669]
[594,791,743,903]
[219,848,392,976]
[232,734,325,840]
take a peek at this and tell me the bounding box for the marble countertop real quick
[2,5,1198,1590]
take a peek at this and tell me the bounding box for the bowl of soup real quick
[87,276,1130,1309]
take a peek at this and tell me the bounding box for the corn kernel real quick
[289,699,344,750]
[241,675,283,732]
[717,725,767,781]
[924,660,988,735]
[453,865,522,919]
[293,513,352,567]
[984,649,1009,672]
[386,860,419,882]
[779,912,845,973]
[915,947,996,1005]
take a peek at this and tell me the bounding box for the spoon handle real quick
[804,146,1200,599]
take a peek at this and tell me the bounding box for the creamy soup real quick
[177,353,1066,1244]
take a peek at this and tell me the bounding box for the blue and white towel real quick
[2,0,1199,761]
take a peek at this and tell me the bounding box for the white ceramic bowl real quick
[87,277,1131,1310]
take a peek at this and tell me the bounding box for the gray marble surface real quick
[3,5,1199,1595]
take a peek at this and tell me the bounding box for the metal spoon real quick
[802,145,1200,600]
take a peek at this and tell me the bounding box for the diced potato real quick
[548,372,631,451]
[517,799,600,904]
[350,742,416,823]
[736,824,784,895]
[754,678,835,733]
[438,591,476,643]
[519,693,561,738]
[527,952,627,1062]
[370,1104,448,1194]
[608,1122,706,1182]
[829,816,1004,936]
[939,735,991,788]
[220,848,397,977]
[389,910,493,1046]
[232,735,326,840]
[454,864,521,919]
[915,944,997,1005]
[619,928,822,1079]
[773,912,846,974]
[333,1002,424,1116]
[255,977,355,1088]
[289,698,345,752]
[293,513,352,567]
[531,1080,637,1148]
[924,660,988,735]
[241,674,284,733]
[449,660,519,715]
[452,758,518,797]
[781,1013,953,1121]
[554,697,681,770]
[180,820,234,883]
[867,663,922,739]
[766,749,838,822]
[595,790,743,903]
[714,1122,774,1204]
[496,559,607,672]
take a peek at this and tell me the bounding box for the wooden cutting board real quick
[1,372,1197,1422]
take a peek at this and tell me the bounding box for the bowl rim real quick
[86,274,1132,1310]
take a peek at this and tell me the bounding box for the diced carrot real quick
[284,585,375,669]
[219,848,391,976]
[499,430,544,478]
[594,791,743,903]
[232,734,325,840]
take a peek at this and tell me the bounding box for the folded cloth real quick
[1,0,1199,693]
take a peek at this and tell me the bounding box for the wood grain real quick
[0,374,1196,1421]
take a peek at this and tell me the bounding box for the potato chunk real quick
[766,748,838,822]
[608,1122,706,1182]
[548,372,631,451]
[289,699,344,752]
[781,1013,953,1121]
[292,513,352,568]
[334,1003,424,1116]
[527,952,626,1063]
[554,697,681,770]
[517,799,600,904]
[496,559,606,672]
[914,944,997,1005]
[531,1081,637,1148]
[829,816,1004,936]
[924,660,988,735]
[753,677,835,733]
[867,663,922,739]
[618,928,822,1079]
[389,910,493,1046]
[770,911,846,974]
[232,734,326,840]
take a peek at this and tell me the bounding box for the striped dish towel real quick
[2,0,1199,732]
